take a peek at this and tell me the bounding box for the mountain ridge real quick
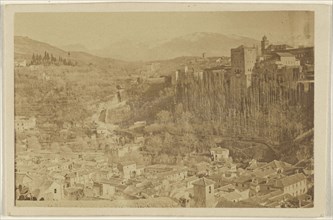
[14,36,125,67]
[90,32,260,61]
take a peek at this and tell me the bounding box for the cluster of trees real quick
[173,67,314,164]
[30,51,77,66]
[141,104,218,164]
[124,70,314,164]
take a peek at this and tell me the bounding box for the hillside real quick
[14,36,126,67]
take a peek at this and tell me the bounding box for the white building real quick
[15,60,27,67]
[117,161,137,179]
[15,116,36,132]
[38,181,63,201]
[210,147,229,162]
[273,52,300,68]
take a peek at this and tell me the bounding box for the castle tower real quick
[231,45,257,88]
[261,35,269,55]
[192,178,216,207]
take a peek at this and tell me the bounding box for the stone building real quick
[192,177,216,207]
[15,116,36,132]
[273,52,301,68]
[260,35,314,66]
[92,180,116,199]
[117,161,137,179]
[210,147,229,162]
[231,45,257,88]
[38,181,63,201]
[268,173,308,197]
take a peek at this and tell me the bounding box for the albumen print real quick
[2,3,330,217]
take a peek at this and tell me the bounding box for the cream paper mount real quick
[2,1,332,218]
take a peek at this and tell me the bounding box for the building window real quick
[209,186,212,193]
[54,189,57,194]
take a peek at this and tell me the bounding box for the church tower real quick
[261,35,269,55]
[192,178,216,207]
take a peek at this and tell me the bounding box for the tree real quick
[296,144,311,161]
[174,103,184,121]
[38,54,42,64]
[145,136,163,156]
[31,53,36,65]
[179,133,199,154]
[177,111,194,133]
[156,110,172,124]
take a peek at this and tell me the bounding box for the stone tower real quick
[261,35,269,55]
[192,177,216,207]
[231,45,257,88]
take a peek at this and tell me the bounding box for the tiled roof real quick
[39,180,54,192]
[267,44,293,50]
[15,172,33,185]
[97,178,123,186]
[184,176,199,182]
[118,161,136,166]
[275,52,295,57]
[256,160,292,172]
[274,173,307,187]
[252,168,276,178]
[192,177,215,186]
[222,191,242,201]
[210,147,229,154]
[234,175,252,183]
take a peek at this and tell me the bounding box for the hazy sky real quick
[15,11,314,50]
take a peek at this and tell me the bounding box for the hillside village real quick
[14,35,314,208]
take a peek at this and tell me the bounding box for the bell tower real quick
[192,178,216,207]
[261,35,269,55]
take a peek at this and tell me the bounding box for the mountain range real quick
[15,32,312,62]
[87,32,260,61]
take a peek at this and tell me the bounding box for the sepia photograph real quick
[2,2,331,217]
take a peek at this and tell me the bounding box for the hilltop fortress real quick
[174,36,314,140]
